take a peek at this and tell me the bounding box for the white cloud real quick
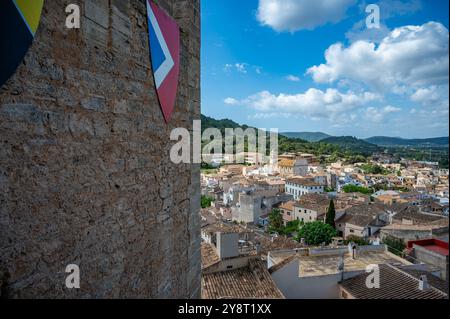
[224,97,239,105]
[228,88,380,122]
[346,0,423,43]
[391,105,449,136]
[365,105,401,123]
[384,105,401,113]
[224,64,233,71]
[410,85,449,109]
[249,113,293,120]
[345,20,391,43]
[256,0,357,32]
[224,63,248,74]
[308,22,449,91]
[286,75,300,82]
[235,63,248,73]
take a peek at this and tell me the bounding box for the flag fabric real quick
[146,0,180,123]
[0,0,44,87]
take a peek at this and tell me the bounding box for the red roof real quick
[407,239,449,256]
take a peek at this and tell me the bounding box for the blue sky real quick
[201,0,449,139]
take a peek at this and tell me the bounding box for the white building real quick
[268,245,413,299]
[285,178,325,200]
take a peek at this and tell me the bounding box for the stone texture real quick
[0,0,201,299]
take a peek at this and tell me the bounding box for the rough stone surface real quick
[0,0,201,299]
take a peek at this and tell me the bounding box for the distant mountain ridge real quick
[201,115,449,149]
[281,132,331,142]
[320,136,381,156]
[281,131,449,147]
[365,136,449,147]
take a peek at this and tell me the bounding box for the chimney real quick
[216,232,239,260]
[352,246,357,259]
[419,275,429,291]
[348,243,357,259]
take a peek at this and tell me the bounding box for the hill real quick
[201,114,309,149]
[320,136,381,156]
[201,115,366,160]
[281,132,331,142]
[200,115,448,167]
[365,136,449,147]
[201,114,248,131]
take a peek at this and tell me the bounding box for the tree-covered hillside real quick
[201,115,368,163]
[200,115,449,168]
[281,132,331,142]
[320,136,382,156]
[366,136,449,147]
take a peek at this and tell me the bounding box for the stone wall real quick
[379,228,448,242]
[412,245,448,281]
[0,0,201,298]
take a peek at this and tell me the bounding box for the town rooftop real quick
[298,249,411,277]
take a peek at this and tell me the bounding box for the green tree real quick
[345,155,367,164]
[282,220,300,236]
[201,196,214,209]
[297,221,337,245]
[344,235,370,246]
[201,162,216,170]
[361,163,390,175]
[383,236,406,257]
[269,208,284,233]
[343,184,374,195]
[325,200,336,229]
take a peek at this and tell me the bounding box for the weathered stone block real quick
[81,96,107,112]
[82,18,108,48]
[85,0,110,28]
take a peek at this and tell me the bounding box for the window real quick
[227,265,233,269]
[350,229,354,233]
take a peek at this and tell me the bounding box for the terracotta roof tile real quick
[393,207,447,224]
[278,159,295,167]
[341,264,448,299]
[286,178,323,187]
[201,242,221,269]
[399,267,449,295]
[280,201,295,212]
[201,258,285,299]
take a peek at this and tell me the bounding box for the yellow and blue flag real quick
[0,0,44,87]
